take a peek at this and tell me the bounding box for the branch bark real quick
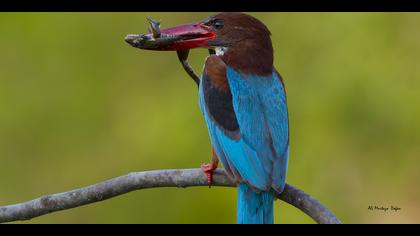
[0,168,341,224]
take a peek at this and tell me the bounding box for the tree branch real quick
[0,168,341,224]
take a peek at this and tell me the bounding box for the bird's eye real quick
[213,19,224,30]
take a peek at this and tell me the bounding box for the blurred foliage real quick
[0,12,419,224]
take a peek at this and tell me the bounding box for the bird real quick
[125,12,290,224]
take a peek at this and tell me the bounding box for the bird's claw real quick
[201,163,217,188]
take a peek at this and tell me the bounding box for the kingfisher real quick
[126,12,290,224]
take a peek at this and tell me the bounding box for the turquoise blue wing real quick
[199,62,289,193]
[226,67,289,192]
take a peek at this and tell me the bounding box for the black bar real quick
[1,0,419,12]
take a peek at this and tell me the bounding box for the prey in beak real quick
[124,17,180,50]
[125,17,217,51]
[125,17,218,86]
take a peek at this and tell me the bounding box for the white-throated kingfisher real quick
[126,12,290,224]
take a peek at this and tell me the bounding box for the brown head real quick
[204,13,274,75]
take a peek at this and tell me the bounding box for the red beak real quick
[125,22,217,51]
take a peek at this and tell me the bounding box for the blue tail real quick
[237,183,274,224]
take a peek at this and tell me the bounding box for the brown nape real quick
[221,40,273,76]
[214,13,274,76]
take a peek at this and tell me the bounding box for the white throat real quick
[215,47,228,56]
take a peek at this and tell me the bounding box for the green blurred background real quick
[0,12,419,224]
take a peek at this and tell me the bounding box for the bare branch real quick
[0,168,341,224]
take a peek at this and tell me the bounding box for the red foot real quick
[201,163,217,188]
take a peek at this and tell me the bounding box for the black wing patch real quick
[202,72,240,138]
